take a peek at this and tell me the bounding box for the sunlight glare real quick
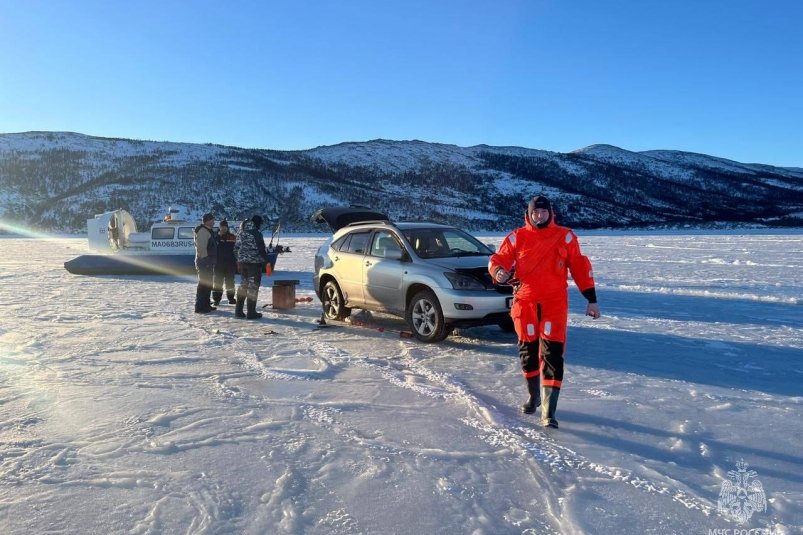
[0,219,64,240]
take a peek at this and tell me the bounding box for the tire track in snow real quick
[297,334,564,534]
[180,313,718,529]
[402,343,718,519]
[301,333,717,523]
[217,324,562,533]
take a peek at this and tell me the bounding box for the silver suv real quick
[312,207,514,342]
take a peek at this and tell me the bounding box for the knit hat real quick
[528,196,551,213]
[251,215,263,229]
[219,219,228,228]
[528,195,552,228]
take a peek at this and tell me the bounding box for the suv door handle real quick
[365,260,372,266]
[334,255,340,261]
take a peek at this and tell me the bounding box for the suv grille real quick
[455,267,514,294]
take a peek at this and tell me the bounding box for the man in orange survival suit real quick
[489,196,600,428]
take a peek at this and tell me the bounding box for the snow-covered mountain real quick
[1,131,801,232]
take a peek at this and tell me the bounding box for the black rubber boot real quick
[195,286,209,313]
[235,296,246,318]
[246,298,263,320]
[541,386,560,428]
[521,376,541,414]
[201,284,214,311]
[211,290,222,306]
[227,291,236,304]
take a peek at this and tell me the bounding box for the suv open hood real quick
[311,206,390,232]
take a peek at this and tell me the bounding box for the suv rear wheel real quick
[322,280,351,320]
[406,289,450,343]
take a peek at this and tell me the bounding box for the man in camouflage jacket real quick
[234,215,268,319]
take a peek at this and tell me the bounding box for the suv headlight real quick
[444,272,485,291]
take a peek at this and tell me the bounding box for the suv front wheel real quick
[406,289,450,343]
[322,280,351,320]
[498,316,515,333]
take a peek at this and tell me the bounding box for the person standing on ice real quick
[211,220,238,306]
[234,215,268,320]
[489,196,600,428]
[108,214,120,249]
[193,212,218,314]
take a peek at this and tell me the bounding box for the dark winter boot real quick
[212,290,222,306]
[246,298,263,320]
[227,291,236,304]
[201,285,214,311]
[195,287,208,313]
[235,296,246,318]
[540,386,560,429]
[521,376,541,414]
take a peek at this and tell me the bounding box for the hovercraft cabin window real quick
[152,227,175,240]
[177,227,194,239]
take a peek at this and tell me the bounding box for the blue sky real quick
[1,0,801,166]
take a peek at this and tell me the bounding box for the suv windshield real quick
[402,228,493,259]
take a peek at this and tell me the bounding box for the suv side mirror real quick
[384,249,404,261]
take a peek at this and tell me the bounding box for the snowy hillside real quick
[0,231,800,533]
[304,139,555,173]
[0,132,802,232]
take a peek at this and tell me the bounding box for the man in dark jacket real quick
[212,220,237,306]
[194,212,218,314]
[234,215,268,319]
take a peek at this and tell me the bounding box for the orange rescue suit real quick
[488,212,595,387]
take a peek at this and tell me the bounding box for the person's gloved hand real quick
[494,267,512,284]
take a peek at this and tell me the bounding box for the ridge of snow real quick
[0,131,230,164]
[642,149,771,176]
[571,144,699,183]
[304,139,482,173]
[303,140,555,174]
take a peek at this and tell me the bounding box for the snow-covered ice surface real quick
[0,232,800,534]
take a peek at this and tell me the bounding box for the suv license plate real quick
[506,297,513,309]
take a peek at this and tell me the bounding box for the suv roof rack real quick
[344,219,396,228]
[396,220,451,226]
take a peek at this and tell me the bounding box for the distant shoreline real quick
[2,227,802,240]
